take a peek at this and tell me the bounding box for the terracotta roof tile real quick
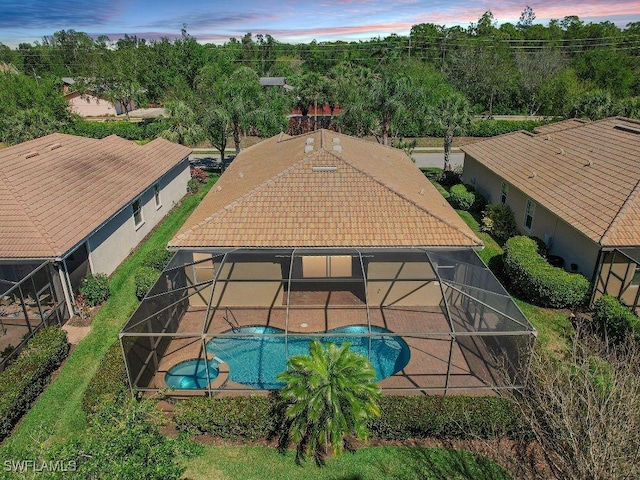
[171,130,481,249]
[461,117,640,247]
[0,133,191,258]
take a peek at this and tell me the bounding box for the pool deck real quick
[148,295,499,395]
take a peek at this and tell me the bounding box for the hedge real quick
[0,327,69,440]
[134,266,160,300]
[448,184,475,211]
[592,295,640,344]
[82,341,129,414]
[173,394,521,441]
[63,119,170,140]
[503,236,590,308]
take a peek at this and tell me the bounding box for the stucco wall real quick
[66,92,135,117]
[463,155,601,279]
[88,161,190,275]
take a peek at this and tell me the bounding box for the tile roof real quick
[461,117,640,247]
[171,130,481,249]
[0,133,191,258]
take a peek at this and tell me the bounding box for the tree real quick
[160,101,203,146]
[431,93,471,171]
[277,340,381,466]
[220,66,262,154]
[338,65,423,145]
[201,107,231,163]
[517,6,536,31]
[504,333,640,479]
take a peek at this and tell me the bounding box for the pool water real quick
[165,358,219,389]
[206,325,410,389]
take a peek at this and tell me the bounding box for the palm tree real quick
[160,101,203,146]
[277,340,381,466]
[432,93,471,171]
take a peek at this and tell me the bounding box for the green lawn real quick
[183,446,510,480]
[1,176,217,453]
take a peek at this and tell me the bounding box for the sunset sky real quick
[1,0,639,46]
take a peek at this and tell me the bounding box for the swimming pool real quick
[206,325,410,389]
[165,358,219,389]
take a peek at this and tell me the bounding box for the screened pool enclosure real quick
[121,248,535,395]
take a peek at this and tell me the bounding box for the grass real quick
[183,445,510,480]
[1,176,217,452]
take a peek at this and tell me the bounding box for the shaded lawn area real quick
[184,446,510,480]
[1,176,217,453]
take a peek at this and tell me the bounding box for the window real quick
[154,184,161,208]
[132,199,143,228]
[524,199,536,231]
[501,182,508,204]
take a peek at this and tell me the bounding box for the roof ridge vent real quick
[238,172,244,179]
[614,124,640,134]
[312,165,337,172]
[23,151,39,159]
[333,145,342,152]
[530,171,537,178]
[333,137,340,143]
[556,147,564,155]
[419,188,425,195]
[306,138,314,144]
[304,145,314,153]
[545,134,551,141]
[49,143,62,151]
[586,159,594,167]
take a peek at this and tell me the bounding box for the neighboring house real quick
[0,62,18,74]
[121,130,535,396]
[462,117,640,312]
[62,77,135,117]
[259,76,294,91]
[0,133,192,313]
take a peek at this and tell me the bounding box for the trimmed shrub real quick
[173,395,277,441]
[0,327,69,440]
[503,236,590,308]
[420,167,443,180]
[448,184,475,211]
[79,273,110,307]
[82,341,129,413]
[528,236,549,257]
[370,396,521,440]
[592,295,640,344]
[465,184,488,213]
[141,245,173,271]
[187,178,200,194]
[134,266,160,300]
[481,204,517,241]
[173,394,521,441]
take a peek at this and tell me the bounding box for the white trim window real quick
[154,183,161,209]
[524,199,536,231]
[500,182,508,204]
[132,199,144,228]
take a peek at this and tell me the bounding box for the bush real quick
[438,168,462,188]
[481,204,517,241]
[79,273,110,307]
[187,178,200,194]
[592,295,640,344]
[465,184,488,213]
[420,167,443,180]
[503,236,590,308]
[174,395,277,441]
[448,184,475,211]
[528,236,549,257]
[141,245,173,271]
[134,266,160,300]
[370,396,521,440]
[191,167,208,184]
[173,394,521,441]
[0,327,69,440]
[82,341,129,414]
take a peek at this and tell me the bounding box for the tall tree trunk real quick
[443,133,453,171]
[233,123,241,155]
